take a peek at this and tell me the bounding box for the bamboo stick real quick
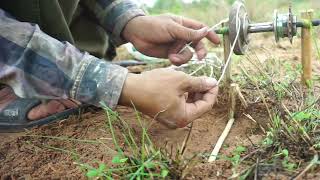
[208,83,237,162]
[301,10,314,86]
[223,22,232,87]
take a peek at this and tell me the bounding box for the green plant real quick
[225,146,247,178]
[273,149,297,171]
[79,102,201,179]
[230,41,320,178]
[82,103,172,179]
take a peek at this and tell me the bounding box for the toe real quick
[58,99,79,109]
[28,100,66,121]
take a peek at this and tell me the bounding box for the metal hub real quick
[274,8,297,43]
[222,1,318,55]
[228,0,250,55]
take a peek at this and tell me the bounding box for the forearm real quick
[80,0,146,46]
[0,9,127,108]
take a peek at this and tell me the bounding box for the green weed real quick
[81,103,171,179]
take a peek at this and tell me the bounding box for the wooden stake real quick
[301,10,314,86]
[208,84,237,162]
[228,84,237,119]
[223,22,232,87]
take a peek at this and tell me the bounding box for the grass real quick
[14,1,320,179]
[78,55,319,178]
[222,41,320,178]
[94,1,320,178]
[79,104,171,179]
[119,39,320,178]
[147,0,320,25]
[75,103,200,179]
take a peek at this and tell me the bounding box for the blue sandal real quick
[0,98,84,133]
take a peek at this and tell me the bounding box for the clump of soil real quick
[0,101,263,179]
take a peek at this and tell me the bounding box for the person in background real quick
[0,0,219,132]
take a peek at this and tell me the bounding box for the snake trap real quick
[215,0,320,55]
[209,1,318,162]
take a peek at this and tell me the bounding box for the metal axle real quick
[247,20,320,34]
[214,18,320,35]
[218,0,320,55]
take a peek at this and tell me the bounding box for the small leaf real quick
[98,163,106,171]
[120,158,128,163]
[86,169,99,178]
[161,169,169,177]
[282,160,296,171]
[233,154,241,161]
[263,137,273,146]
[286,163,296,171]
[282,149,289,157]
[112,155,128,164]
[294,112,311,121]
[235,146,246,153]
[145,162,156,169]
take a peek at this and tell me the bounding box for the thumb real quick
[172,25,209,42]
[182,76,218,93]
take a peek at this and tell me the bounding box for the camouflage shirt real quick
[0,0,145,108]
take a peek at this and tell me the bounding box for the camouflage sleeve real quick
[0,9,128,108]
[80,0,146,46]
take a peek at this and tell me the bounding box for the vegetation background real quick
[146,0,320,24]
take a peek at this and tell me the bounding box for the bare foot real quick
[0,86,79,121]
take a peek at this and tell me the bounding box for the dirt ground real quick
[1,34,320,179]
[0,103,265,179]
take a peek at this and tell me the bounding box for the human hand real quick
[119,69,219,128]
[122,14,220,66]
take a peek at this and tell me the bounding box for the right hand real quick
[122,14,220,66]
[119,68,219,129]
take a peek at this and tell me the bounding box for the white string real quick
[178,6,242,86]
[189,64,206,76]
[208,5,243,163]
[208,18,229,32]
[216,6,242,85]
[178,18,229,54]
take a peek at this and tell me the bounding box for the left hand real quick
[119,69,219,128]
[122,14,220,66]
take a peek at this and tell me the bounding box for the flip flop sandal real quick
[0,98,85,133]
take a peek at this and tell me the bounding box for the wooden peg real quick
[208,84,237,162]
[223,22,232,87]
[301,10,314,87]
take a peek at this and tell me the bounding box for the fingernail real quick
[170,55,180,63]
[198,27,208,33]
[205,78,218,87]
[197,49,207,60]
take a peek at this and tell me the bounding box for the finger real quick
[58,99,79,109]
[168,40,187,53]
[181,17,220,44]
[172,15,205,29]
[171,23,209,42]
[185,86,219,122]
[28,100,65,120]
[137,42,172,58]
[168,48,193,66]
[191,40,207,60]
[172,16,220,44]
[206,31,220,44]
[181,76,218,93]
[69,99,82,105]
[168,41,193,65]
